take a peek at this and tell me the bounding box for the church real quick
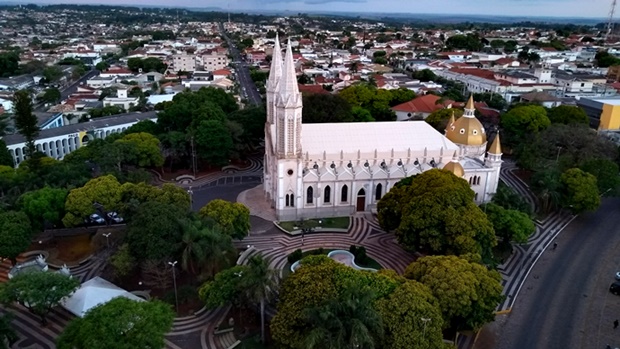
[263,38,503,222]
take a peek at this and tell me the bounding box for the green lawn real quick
[282,247,383,278]
[278,217,350,232]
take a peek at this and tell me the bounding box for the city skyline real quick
[12,0,611,18]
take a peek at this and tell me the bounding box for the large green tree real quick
[12,90,40,156]
[560,168,601,213]
[547,105,588,125]
[483,203,535,248]
[40,88,61,104]
[404,255,503,331]
[0,211,33,265]
[491,184,532,216]
[19,186,67,231]
[198,199,250,240]
[580,158,620,195]
[125,201,187,261]
[378,169,497,262]
[114,132,164,168]
[193,119,233,167]
[0,313,18,349]
[500,105,550,146]
[376,281,445,349]
[63,175,123,227]
[0,140,13,167]
[242,255,279,343]
[302,94,354,123]
[57,298,174,349]
[0,272,80,324]
[425,108,464,132]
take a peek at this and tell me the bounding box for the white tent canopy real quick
[61,276,144,317]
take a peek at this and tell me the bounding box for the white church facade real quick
[263,38,503,222]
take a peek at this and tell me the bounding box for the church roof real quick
[442,151,464,177]
[445,96,487,146]
[301,121,459,156]
[488,133,502,154]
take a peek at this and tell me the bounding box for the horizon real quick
[1,0,611,19]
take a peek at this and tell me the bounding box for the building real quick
[172,54,197,73]
[102,88,139,110]
[263,38,503,221]
[202,53,229,72]
[391,94,455,121]
[3,111,157,166]
[0,75,35,91]
[86,76,116,89]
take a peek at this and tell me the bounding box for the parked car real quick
[615,271,620,281]
[610,281,620,296]
[89,213,105,224]
[107,212,124,224]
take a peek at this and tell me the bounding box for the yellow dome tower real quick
[445,95,488,159]
[442,151,465,177]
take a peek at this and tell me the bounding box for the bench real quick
[228,340,241,349]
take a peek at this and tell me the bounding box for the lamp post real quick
[187,186,194,210]
[103,233,111,249]
[421,317,431,342]
[168,261,179,312]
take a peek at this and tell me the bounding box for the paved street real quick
[218,23,262,106]
[492,197,620,349]
[35,69,98,112]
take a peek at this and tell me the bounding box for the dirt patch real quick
[33,234,95,265]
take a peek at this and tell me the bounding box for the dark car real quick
[610,281,620,295]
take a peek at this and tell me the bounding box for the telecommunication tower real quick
[606,0,618,41]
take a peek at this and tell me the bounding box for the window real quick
[324,186,331,203]
[375,183,383,201]
[285,194,290,207]
[475,192,479,201]
[286,194,294,207]
[307,186,314,204]
[473,130,478,135]
[459,128,465,134]
[341,185,348,202]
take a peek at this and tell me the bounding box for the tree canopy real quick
[57,298,174,349]
[377,169,496,262]
[559,168,601,213]
[482,203,535,248]
[425,108,463,132]
[63,175,122,227]
[198,199,250,240]
[0,211,33,264]
[12,90,40,156]
[500,105,550,146]
[404,255,504,331]
[19,186,67,231]
[547,105,588,125]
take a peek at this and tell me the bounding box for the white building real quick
[202,53,229,72]
[102,88,139,110]
[263,38,503,221]
[86,76,116,89]
[172,54,197,73]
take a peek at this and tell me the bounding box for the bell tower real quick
[266,34,282,125]
[275,39,303,159]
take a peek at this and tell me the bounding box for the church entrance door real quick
[356,188,366,212]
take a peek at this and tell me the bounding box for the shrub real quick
[287,249,303,264]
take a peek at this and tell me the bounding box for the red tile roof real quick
[212,69,232,76]
[298,84,329,94]
[391,94,454,113]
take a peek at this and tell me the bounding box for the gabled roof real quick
[391,94,454,114]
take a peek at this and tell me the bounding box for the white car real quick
[615,271,620,281]
[107,212,124,224]
[89,213,105,224]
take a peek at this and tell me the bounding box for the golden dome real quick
[445,96,487,146]
[442,151,464,177]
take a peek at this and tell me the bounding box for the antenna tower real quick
[228,1,231,24]
[606,0,617,41]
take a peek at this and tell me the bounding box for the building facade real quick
[264,38,503,221]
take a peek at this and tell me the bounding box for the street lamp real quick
[187,186,194,209]
[102,233,111,249]
[168,261,179,312]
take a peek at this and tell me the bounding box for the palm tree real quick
[303,285,383,349]
[241,255,279,344]
[203,226,235,277]
[180,219,207,274]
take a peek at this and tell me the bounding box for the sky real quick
[23,0,610,18]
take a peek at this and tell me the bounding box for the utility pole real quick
[168,261,179,312]
[606,0,618,42]
[190,135,197,177]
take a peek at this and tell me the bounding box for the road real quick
[218,23,263,106]
[35,69,98,112]
[495,198,620,349]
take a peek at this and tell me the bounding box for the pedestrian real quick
[614,319,619,329]
[552,242,558,250]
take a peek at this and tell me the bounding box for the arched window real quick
[475,192,479,201]
[285,194,290,207]
[324,186,331,203]
[476,176,481,185]
[289,194,294,207]
[307,186,314,204]
[469,177,473,185]
[341,185,348,202]
[375,183,383,201]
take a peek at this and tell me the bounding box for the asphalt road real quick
[218,23,263,106]
[190,179,261,211]
[496,198,620,349]
[61,69,98,100]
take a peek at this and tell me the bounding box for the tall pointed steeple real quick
[464,95,475,118]
[267,34,282,92]
[488,132,502,155]
[277,39,301,107]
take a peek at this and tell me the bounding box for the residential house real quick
[520,91,562,108]
[391,94,455,120]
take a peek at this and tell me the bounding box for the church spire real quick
[277,39,301,106]
[488,132,502,155]
[267,34,282,92]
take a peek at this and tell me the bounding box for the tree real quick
[114,132,164,168]
[123,119,159,136]
[500,105,550,146]
[12,90,40,156]
[595,51,620,67]
[530,167,562,213]
[242,255,279,343]
[410,69,436,82]
[425,108,464,132]
[0,313,18,349]
[482,203,535,248]
[178,219,232,275]
[404,255,504,331]
[43,66,63,82]
[19,186,67,231]
[193,119,233,167]
[0,52,19,77]
[126,201,187,261]
[560,168,601,213]
[63,175,123,227]
[491,184,532,216]
[57,297,174,349]
[376,281,445,349]
[445,34,483,51]
[547,105,589,125]
[378,169,496,262]
[0,211,33,265]
[228,106,267,147]
[0,272,79,324]
[302,94,353,123]
[198,199,250,240]
[95,61,110,71]
[303,284,384,349]
[0,140,13,167]
[581,158,620,194]
[473,92,507,110]
[110,243,137,279]
[40,88,61,104]
[199,265,248,309]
